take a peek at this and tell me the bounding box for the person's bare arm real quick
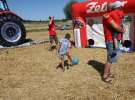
[48,17,53,25]
[57,42,61,53]
[49,19,52,25]
[109,20,124,33]
[103,14,124,33]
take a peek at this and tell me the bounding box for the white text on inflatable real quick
[86,2,107,13]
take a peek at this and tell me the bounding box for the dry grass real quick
[0,22,135,100]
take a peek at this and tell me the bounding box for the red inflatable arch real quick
[71,0,135,48]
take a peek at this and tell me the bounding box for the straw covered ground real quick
[0,21,135,100]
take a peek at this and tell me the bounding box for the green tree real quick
[63,0,78,19]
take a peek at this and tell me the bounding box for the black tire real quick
[88,39,94,45]
[0,14,26,46]
[123,40,132,48]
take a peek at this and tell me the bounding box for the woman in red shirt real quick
[48,16,58,51]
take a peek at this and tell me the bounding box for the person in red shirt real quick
[109,2,125,51]
[48,16,58,51]
[102,1,126,82]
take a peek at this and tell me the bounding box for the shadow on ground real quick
[88,60,105,77]
[56,60,70,70]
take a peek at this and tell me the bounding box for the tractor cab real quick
[0,0,9,11]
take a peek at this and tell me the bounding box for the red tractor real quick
[0,0,26,46]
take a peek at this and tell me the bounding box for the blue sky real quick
[7,0,83,20]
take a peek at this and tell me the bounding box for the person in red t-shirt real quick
[102,1,126,82]
[48,16,58,51]
[109,2,125,51]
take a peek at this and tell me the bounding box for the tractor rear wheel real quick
[0,14,26,46]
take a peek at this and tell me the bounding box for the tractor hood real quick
[0,10,24,21]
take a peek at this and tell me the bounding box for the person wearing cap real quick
[109,1,126,52]
[102,1,126,82]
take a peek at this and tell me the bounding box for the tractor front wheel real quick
[0,14,26,46]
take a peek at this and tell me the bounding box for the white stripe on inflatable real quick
[74,28,82,48]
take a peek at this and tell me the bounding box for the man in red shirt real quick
[109,2,125,51]
[48,16,58,51]
[102,1,126,82]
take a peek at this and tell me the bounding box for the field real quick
[0,21,135,100]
